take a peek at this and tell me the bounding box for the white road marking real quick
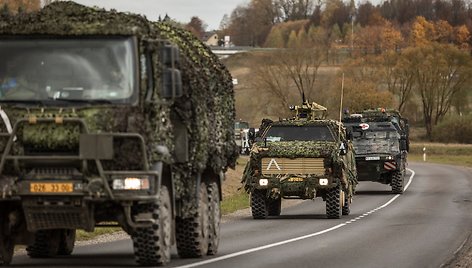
[175,168,416,268]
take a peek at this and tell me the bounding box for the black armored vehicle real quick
[343,109,409,193]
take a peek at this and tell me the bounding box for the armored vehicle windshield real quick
[351,128,400,155]
[264,125,335,142]
[0,37,137,104]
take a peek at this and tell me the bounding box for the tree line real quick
[220,0,472,48]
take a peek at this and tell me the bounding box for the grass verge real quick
[221,190,250,215]
[76,227,121,241]
[409,142,472,168]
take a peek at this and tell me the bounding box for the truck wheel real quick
[26,230,61,258]
[176,182,209,258]
[251,189,268,219]
[342,191,351,216]
[268,197,281,216]
[207,182,220,255]
[132,186,172,266]
[0,218,14,265]
[57,229,76,256]
[326,183,342,219]
[391,170,404,194]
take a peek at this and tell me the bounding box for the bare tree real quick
[252,44,326,117]
[409,44,472,139]
[382,51,415,113]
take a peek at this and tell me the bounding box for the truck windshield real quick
[0,37,137,104]
[264,125,335,142]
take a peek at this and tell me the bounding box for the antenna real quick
[338,73,345,137]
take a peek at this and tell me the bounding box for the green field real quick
[408,143,472,167]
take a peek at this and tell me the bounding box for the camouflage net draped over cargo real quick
[0,2,238,215]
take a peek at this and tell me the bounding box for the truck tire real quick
[251,189,268,219]
[176,182,209,258]
[391,170,404,194]
[342,191,351,216]
[268,197,281,216]
[207,182,220,255]
[57,229,76,256]
[26,230,61,258]
[132,186,172,266]
[326,183,342,219]
[0,218,14,265]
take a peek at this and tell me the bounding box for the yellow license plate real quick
[30,183,73,193]
[288,177,304,182]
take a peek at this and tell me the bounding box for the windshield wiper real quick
[0,99,51,106]
[50,98,114,105]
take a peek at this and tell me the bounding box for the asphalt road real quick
[9,162,472,268]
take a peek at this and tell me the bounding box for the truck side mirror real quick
[346,130,353,140]
[159,43,183,99]
[159,44,180,66]
[162,68,183,98]
[400,139,408,151]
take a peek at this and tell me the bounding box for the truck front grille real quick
[22,198,93,231]
[261,158,325,175]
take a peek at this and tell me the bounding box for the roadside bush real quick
[432,114,472,144]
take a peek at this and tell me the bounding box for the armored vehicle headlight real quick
[259,179,269,186]
[112,177,150,190]
[319,179,329,186]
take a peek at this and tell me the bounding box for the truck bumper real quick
[252,174,337,199]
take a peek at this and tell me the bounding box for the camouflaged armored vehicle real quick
[342,108,409,194]
[242,102,357,219]
[0,2,237,266]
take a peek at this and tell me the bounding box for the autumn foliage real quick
[0,0,40,13]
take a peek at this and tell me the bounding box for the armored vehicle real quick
[342,109,409,193]
[242,102,357,219]
[0,2,237,266]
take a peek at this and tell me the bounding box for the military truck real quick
[242,102,357,219]
[342,108,409,193]
[0,2,237,266]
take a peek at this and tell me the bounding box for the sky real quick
[63,0,384,31]
[69,0,249,31]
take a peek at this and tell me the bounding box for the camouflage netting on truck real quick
[0,2,237,209]
[153,22,238,205]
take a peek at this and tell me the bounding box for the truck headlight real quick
[386,155,394,160]
[112,177,150,190]
[259,179,269,186]
[319,179,328,186]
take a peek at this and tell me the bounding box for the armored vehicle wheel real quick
[176,182,209,258]
[251,189,268,219]
[342,191,351,216]
[0,218,14,265]
[207,182,221,255]
[326,183,342,219]
[26,230,61,258]
[391,170,404,194]
[57,229,76,256]
[132,186,172,266]
[268,197,282,216]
